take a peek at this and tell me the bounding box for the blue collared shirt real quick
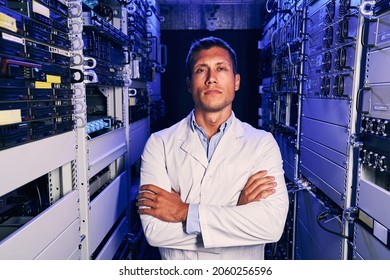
[186,111,233,235]
[190,111,233,161]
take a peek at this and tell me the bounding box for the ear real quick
[186,77,192,93]
[234,74,240,91]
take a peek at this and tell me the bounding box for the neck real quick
[193,109,232,139]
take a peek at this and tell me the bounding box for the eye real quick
[194,68,206,74]
[217,66,228,71]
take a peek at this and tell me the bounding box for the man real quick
[137,36,289,260]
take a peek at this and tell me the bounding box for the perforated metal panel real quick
[160,4,263,29]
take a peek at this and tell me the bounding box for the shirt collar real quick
[190,110,233,134]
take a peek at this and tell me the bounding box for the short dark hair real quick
[185,36,238,77]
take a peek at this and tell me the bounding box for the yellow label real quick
[46,75,61,83]
[0,109,22,125]
[129,97,136,106]
[0,12,17,33]
[35,81,52,89]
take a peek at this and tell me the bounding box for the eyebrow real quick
[193,61,231,68]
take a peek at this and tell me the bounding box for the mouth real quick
[204,89,222,95]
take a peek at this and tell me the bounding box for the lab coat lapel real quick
[179,119,209,169]
[208,116,245,168]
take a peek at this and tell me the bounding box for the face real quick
[187,46,240,114]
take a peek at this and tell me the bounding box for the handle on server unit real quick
[71,53,83,66]
[356,86,371,113]
[83,70,98,83]
[71,69,84,83]
[1,59,41,75]
[70,35,83,51]
[74,115,87,129]
[361,18,377,48]
[73,86,84,99]
[74,100,86,114]
[160,44,167,68]
[148,36,158,62]
[123,50,130,65]
[83,57,97,70]
[69,20,83,35]
[129,88,137,97]
[68,1,82,18]
[360,0,377,19]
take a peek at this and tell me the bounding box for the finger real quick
[244,175,275,194]
[136,199,156,208]
[138,207,155,216]
[253,187,276,201]
[242,181,276,202]
[254,181,277,196]
[140,184,164,194]
[136,191,155,201]
[243,170,267,190]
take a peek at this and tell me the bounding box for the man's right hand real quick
[237,170,276,205]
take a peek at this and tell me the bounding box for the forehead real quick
[192,47,232,66]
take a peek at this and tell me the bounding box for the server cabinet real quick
[0,0,160,259]
[262,0,375,260]
[297,0,364,260]
[0,0,79,259]
[259,0,305,259]
[353,1,390,259]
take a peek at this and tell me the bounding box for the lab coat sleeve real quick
[199,133,289,248]
[139,133,198,248]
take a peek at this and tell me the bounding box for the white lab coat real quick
[140,113,289,260]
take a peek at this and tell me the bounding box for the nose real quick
[205,69,217,85]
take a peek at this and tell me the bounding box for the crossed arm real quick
[136,169,277,223]
[137,132,288,249]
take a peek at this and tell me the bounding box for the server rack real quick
[260,0,390,259]
[0,0,161,259]
[352,0,390,259]
[259,0,305,260]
